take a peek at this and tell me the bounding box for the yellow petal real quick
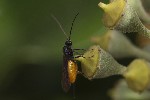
[98,0,126,28]
[123,59,150,92]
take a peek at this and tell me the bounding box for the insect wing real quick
[61,56,71,92]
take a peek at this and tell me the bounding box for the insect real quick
[51,13,83,92]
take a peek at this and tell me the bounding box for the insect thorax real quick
[63,45,73,57]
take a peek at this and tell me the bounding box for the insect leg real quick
[74,48,94,59]
[74,55,85,58]
[73,49,86,51]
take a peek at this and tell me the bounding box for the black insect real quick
[51,13,83,92]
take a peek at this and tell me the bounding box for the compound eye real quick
[68,41,72,45]
[65,40,72,46]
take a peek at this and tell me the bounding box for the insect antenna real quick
[69,13,79,40]
[51,14,69,39]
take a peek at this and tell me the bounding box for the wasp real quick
[51,13,84,92]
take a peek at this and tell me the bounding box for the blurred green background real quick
[0,0,124,100]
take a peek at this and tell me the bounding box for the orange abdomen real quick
[68,60,78,83]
